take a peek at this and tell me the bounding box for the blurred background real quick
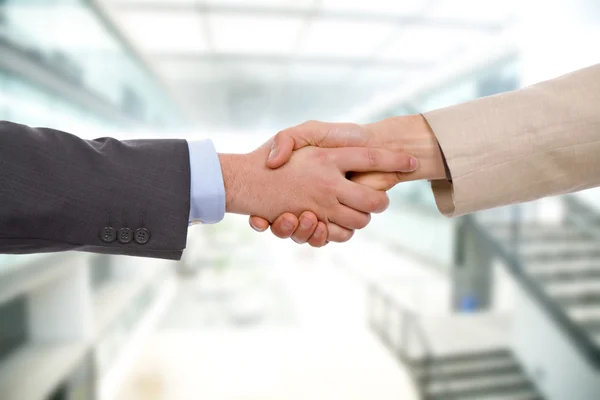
[1,0,600,399]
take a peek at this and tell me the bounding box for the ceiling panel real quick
[298,20,395,57]
[209,14,304,53]
[154,59,214,82]
[287,64,354,84]
[431,0,517,23]
[320,0,427,15]
[156,59,285,82]
[118,11,209,52]
[113,0,198,4]
[380,26,489,64]
[205,0,314,8]
[355,67,413,86]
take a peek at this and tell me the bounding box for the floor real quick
[115,235,433,400]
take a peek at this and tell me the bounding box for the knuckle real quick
[367,148,379,167]
[320,176,338,196]
[367,193,388,212]
[376,193,390,212]
[394,171,407,184]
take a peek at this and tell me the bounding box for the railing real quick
[460,199,600,369]
[367,283,434,398]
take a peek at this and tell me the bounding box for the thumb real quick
[266,121,369,169]
[266,132,296,169]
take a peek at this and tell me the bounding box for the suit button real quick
[100,227,116,243]
[118,228,133,244]
[134,228,151,245]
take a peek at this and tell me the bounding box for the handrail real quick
[367,283,434,398]
[462,212,600,369]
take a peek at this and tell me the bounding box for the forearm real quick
[0,121,190,259]
[423,63,600,217]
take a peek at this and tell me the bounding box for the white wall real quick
[512,283,600,400]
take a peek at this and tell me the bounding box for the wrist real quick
[218,153,250,215]
[367,114,446,181]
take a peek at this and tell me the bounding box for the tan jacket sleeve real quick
[422,64,600,217]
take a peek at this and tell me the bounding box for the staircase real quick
[368,195,600,400]
[414,349,542,400]
[486,197,600,349]
[367,283,544,400]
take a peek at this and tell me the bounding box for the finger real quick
[327,223,355,243]
[330,206,371,230]
[291,211,319,244]
[266,121,367,169]
[249,216,270,232]
[329,147,418,173]
[337,182,390,214]
[347,171,404,191]
[269,213,300,239]
[307,221,328,247]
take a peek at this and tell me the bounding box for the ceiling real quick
[102,0,518,132]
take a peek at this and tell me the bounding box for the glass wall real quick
[0,69,117,131]
[0,0,182,129]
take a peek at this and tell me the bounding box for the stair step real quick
[412,349,512,370]
[564,196,600,221]
[532,266,600,283]
[415,360,521,382]
[568,306,600,322]
[578,318,600,333]
[545,280,600,296]
[486,224,589,242]
[553,288,600,307]
[519,242,600,261]
[424,374,536,400]
[426,390,543,400]
[526,258,600,271]
[564,307,600,343]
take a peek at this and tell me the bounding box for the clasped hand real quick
[226,116,444,246]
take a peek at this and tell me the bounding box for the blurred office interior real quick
[1,0,600,399]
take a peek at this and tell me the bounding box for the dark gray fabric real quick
[0,121,190,260]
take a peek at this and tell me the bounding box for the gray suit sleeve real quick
[0,121,191,260]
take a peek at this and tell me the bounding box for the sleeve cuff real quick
[188,140,225,224]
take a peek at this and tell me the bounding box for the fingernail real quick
[300,217,312,229]
[250,222,266,232]
[268,144,278,161]
[281,218,294,231]
[409,157,418,171]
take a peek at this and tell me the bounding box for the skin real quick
[247,114,447,245]
[220,139,421,242]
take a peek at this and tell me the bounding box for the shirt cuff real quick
[187,140,225,224]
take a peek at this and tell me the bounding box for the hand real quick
[221,140,417,240]
[249,115,446,245]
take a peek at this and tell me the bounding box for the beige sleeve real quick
[422,64,600,217]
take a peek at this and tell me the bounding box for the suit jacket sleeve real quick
[0,121,190,260]
[422,64,600,217]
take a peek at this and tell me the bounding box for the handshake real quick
[219,114,447,247]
